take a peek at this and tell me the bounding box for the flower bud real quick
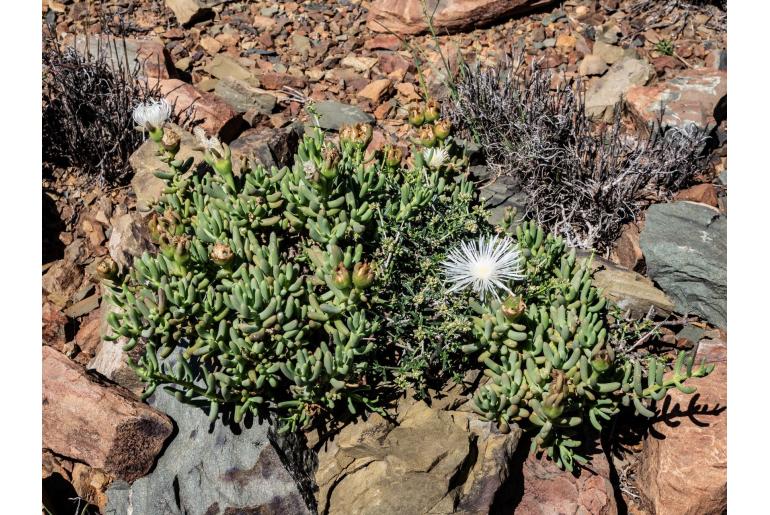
[591,349,612,373]
[408,106,425,127]
[424,98,440,123]
[541,370,566,419]
[148,125,164,143]
[354,123,373,149]
[161,128,181,155]
[352,262,374,288]
[384,145,403,168]
[501,295,525,321]
[210,242,234,267]
[321,146,340,179]
[333,262,352,289]
[418,125,436,148]
[339,124,356,144]
[95,256,119,281]
[433,119,452,140]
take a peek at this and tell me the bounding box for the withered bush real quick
[446,54,709,250]
[42,24,156,185]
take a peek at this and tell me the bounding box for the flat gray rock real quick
[105,380,312,515]
[311,101,374,130]
[640,201,726,327]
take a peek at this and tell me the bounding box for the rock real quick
[71,463,111,512]
[640,201,726,327]
[105,385,312,515]
[636,340,726,515]
[107,212,154,271]
[42,346,173,482]
[555,33,576,51]
[341,55,379,73]
[364,34,403,50]
[129,123,205,212]
[203,54,256,82]
[258,71,307,90]
[367,0,557,35]
[42,258,83,309]
[675,183,719,208]
[585,57,653,122]
[579,54,609,76]
[229,122,304,172]
[610,222,643,271]
[592,40,624,64]
[42,302,68,352]
[158,79,244,141]
[591,257,675,318]
[73,35,173,80]
[312,100,375,130]
[214,77,276,115]
[626,69,727,133]
[87,303,146,396]
[199,35,221,54]
[73,309,103,361]
[63,292,99,319]
[315,398,522,515]
[165,0,212,26]
[517,446,618,515]
[357,78,392,102]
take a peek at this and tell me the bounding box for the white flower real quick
[132,98,171,131]
[194,126,224,156]
[441,235,525,301]
[423,147,449,169]
[303,160,318,180]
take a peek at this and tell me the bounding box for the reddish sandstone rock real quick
[358,78,392,103]
[365,34,403,51]
[42,347,173,482]
[367,0,556,35]
[158,79,244,141]
[258,72,307,90]
[73,35,174,80]
[675,183,719,208]
[42,302,68,352]
[611,222,644,271]
[517,447,618,514]
[636,340,726,515]
[626,69,727,133]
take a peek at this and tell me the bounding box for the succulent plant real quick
[464,217,714,471]
[103,98,713,471]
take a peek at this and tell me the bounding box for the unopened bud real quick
[161,128,181,155]
[96,256,118,281]
[418,125,436,148]
[352,262,374,288]
[433,119,452,140]
[501,295,525,321]
[333,263,352,289]
[384,145,403,167]
[424,98,440,123]
[408,106,425,127]
[210,242,234,267]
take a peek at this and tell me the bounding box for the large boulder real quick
[367,0,556,35]
[158,79,245,141]
[639,202,726,327]
[105,382,312,514]
[315,398,522,515]
[585,57,653,122]
[626,69,727,133]
[42,347,173,482]
[106,212,154,271]
[635,337,726,514]
[73,35,174,80]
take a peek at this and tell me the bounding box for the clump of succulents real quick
[104,97,713,470]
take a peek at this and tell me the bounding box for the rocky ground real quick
[42,1,727,514]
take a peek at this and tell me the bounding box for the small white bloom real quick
[303,160,318,180]
[423,147,449,169]
[441,235,525,301]
[132,98,171,131]
[194,126,224,156]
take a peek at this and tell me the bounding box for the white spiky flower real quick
[441,235,525,301]
[423,147,449,169]
[132,98,172,131]
[194,126,225,155]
